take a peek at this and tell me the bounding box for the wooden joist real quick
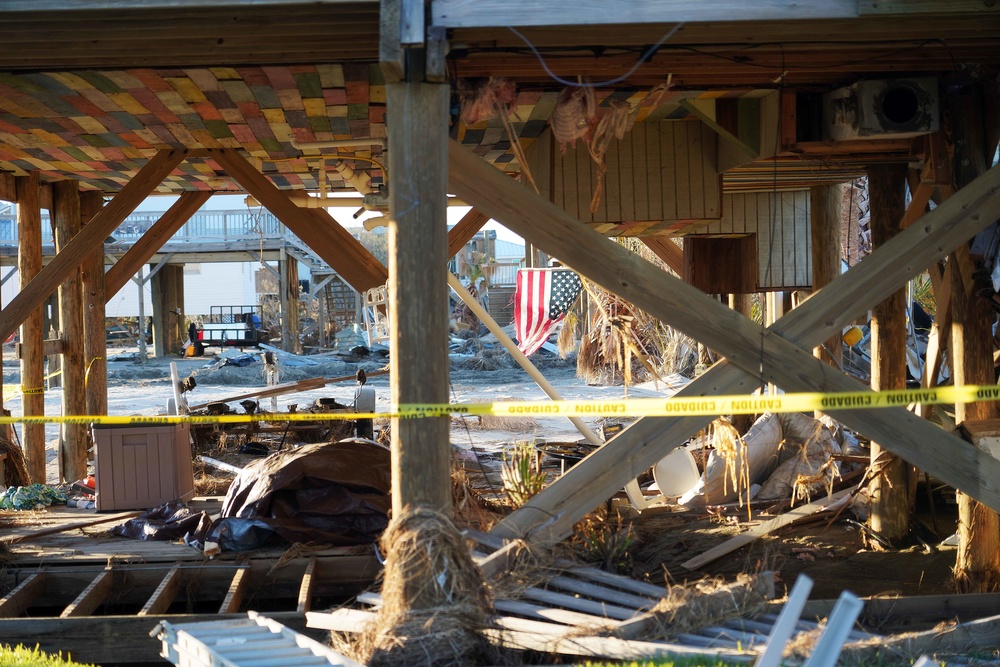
[139,564,182,617]
[0,571,47,618]
[448,141,1000,547]
[218,568,250,615]
[296,558,317,614]
[61,566,115,618]
[0,149,188,343]
[104,191,213,296]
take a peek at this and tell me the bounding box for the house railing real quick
[0,209,287,245]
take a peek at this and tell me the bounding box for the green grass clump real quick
[0,645,96,667]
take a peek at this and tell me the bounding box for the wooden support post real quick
[867,163,913,546]
[387,79,451,514]
[281,252,302,354]
[949,81,1000,592]
[151,264,184,358]
[52,180,87,484]
[105,191,212,297]
[810,184,843,367]
[16,173,46,483]
[80,191,107,419]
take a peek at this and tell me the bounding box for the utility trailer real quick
[193,305,268,350]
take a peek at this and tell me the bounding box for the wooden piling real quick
[52,180,87,483]
[867,162,912,546]
[16,173,46,483]
[80,191,107,418]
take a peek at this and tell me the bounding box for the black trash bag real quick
[203,440,391,551]
[111,500,212,541]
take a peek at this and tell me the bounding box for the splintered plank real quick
[0,571,48,617]
[218,567,250,614]
[139,564,182,616]
[296,557,317,614]
[61,566,114,618]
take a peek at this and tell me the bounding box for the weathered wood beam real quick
[0,149,187,344]
[431,0,858,27]
[640,237,684,275]
[387,82,451,514]
[15,172,46,483]
[60,566,114,618]
[447,141,1000,544]
[104,191,212,296]
[447,208,490,259]
[208,149,388,294]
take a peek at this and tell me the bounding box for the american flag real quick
[514,268,582,356]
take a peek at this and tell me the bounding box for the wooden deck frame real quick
[446,140,1000,548]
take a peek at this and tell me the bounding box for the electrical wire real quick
[506,23,685,87]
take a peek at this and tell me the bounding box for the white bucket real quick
[651,447,702,498]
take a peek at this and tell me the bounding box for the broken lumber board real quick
[681,487,858,570]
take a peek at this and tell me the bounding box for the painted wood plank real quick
[646,124,664,222]
[674,122,692,220]
[449,141,1000,545]
[493,598,621,629]
[521,587,638,621]
[104,191,212,296]
[0,572,47,618]
[631,126,649,222]
[218,567,250,614]
[431,0,858,27]
[3,0,375,9]
[545,575,657,610]
[60,566,115,618]
[681,101,758,162]
[0,149,186,353]
[659,124,677,222]
[139,564,182,616]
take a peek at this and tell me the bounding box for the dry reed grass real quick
[332,506,502,667]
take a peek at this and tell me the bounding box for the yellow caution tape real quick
[0,385,997,424]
